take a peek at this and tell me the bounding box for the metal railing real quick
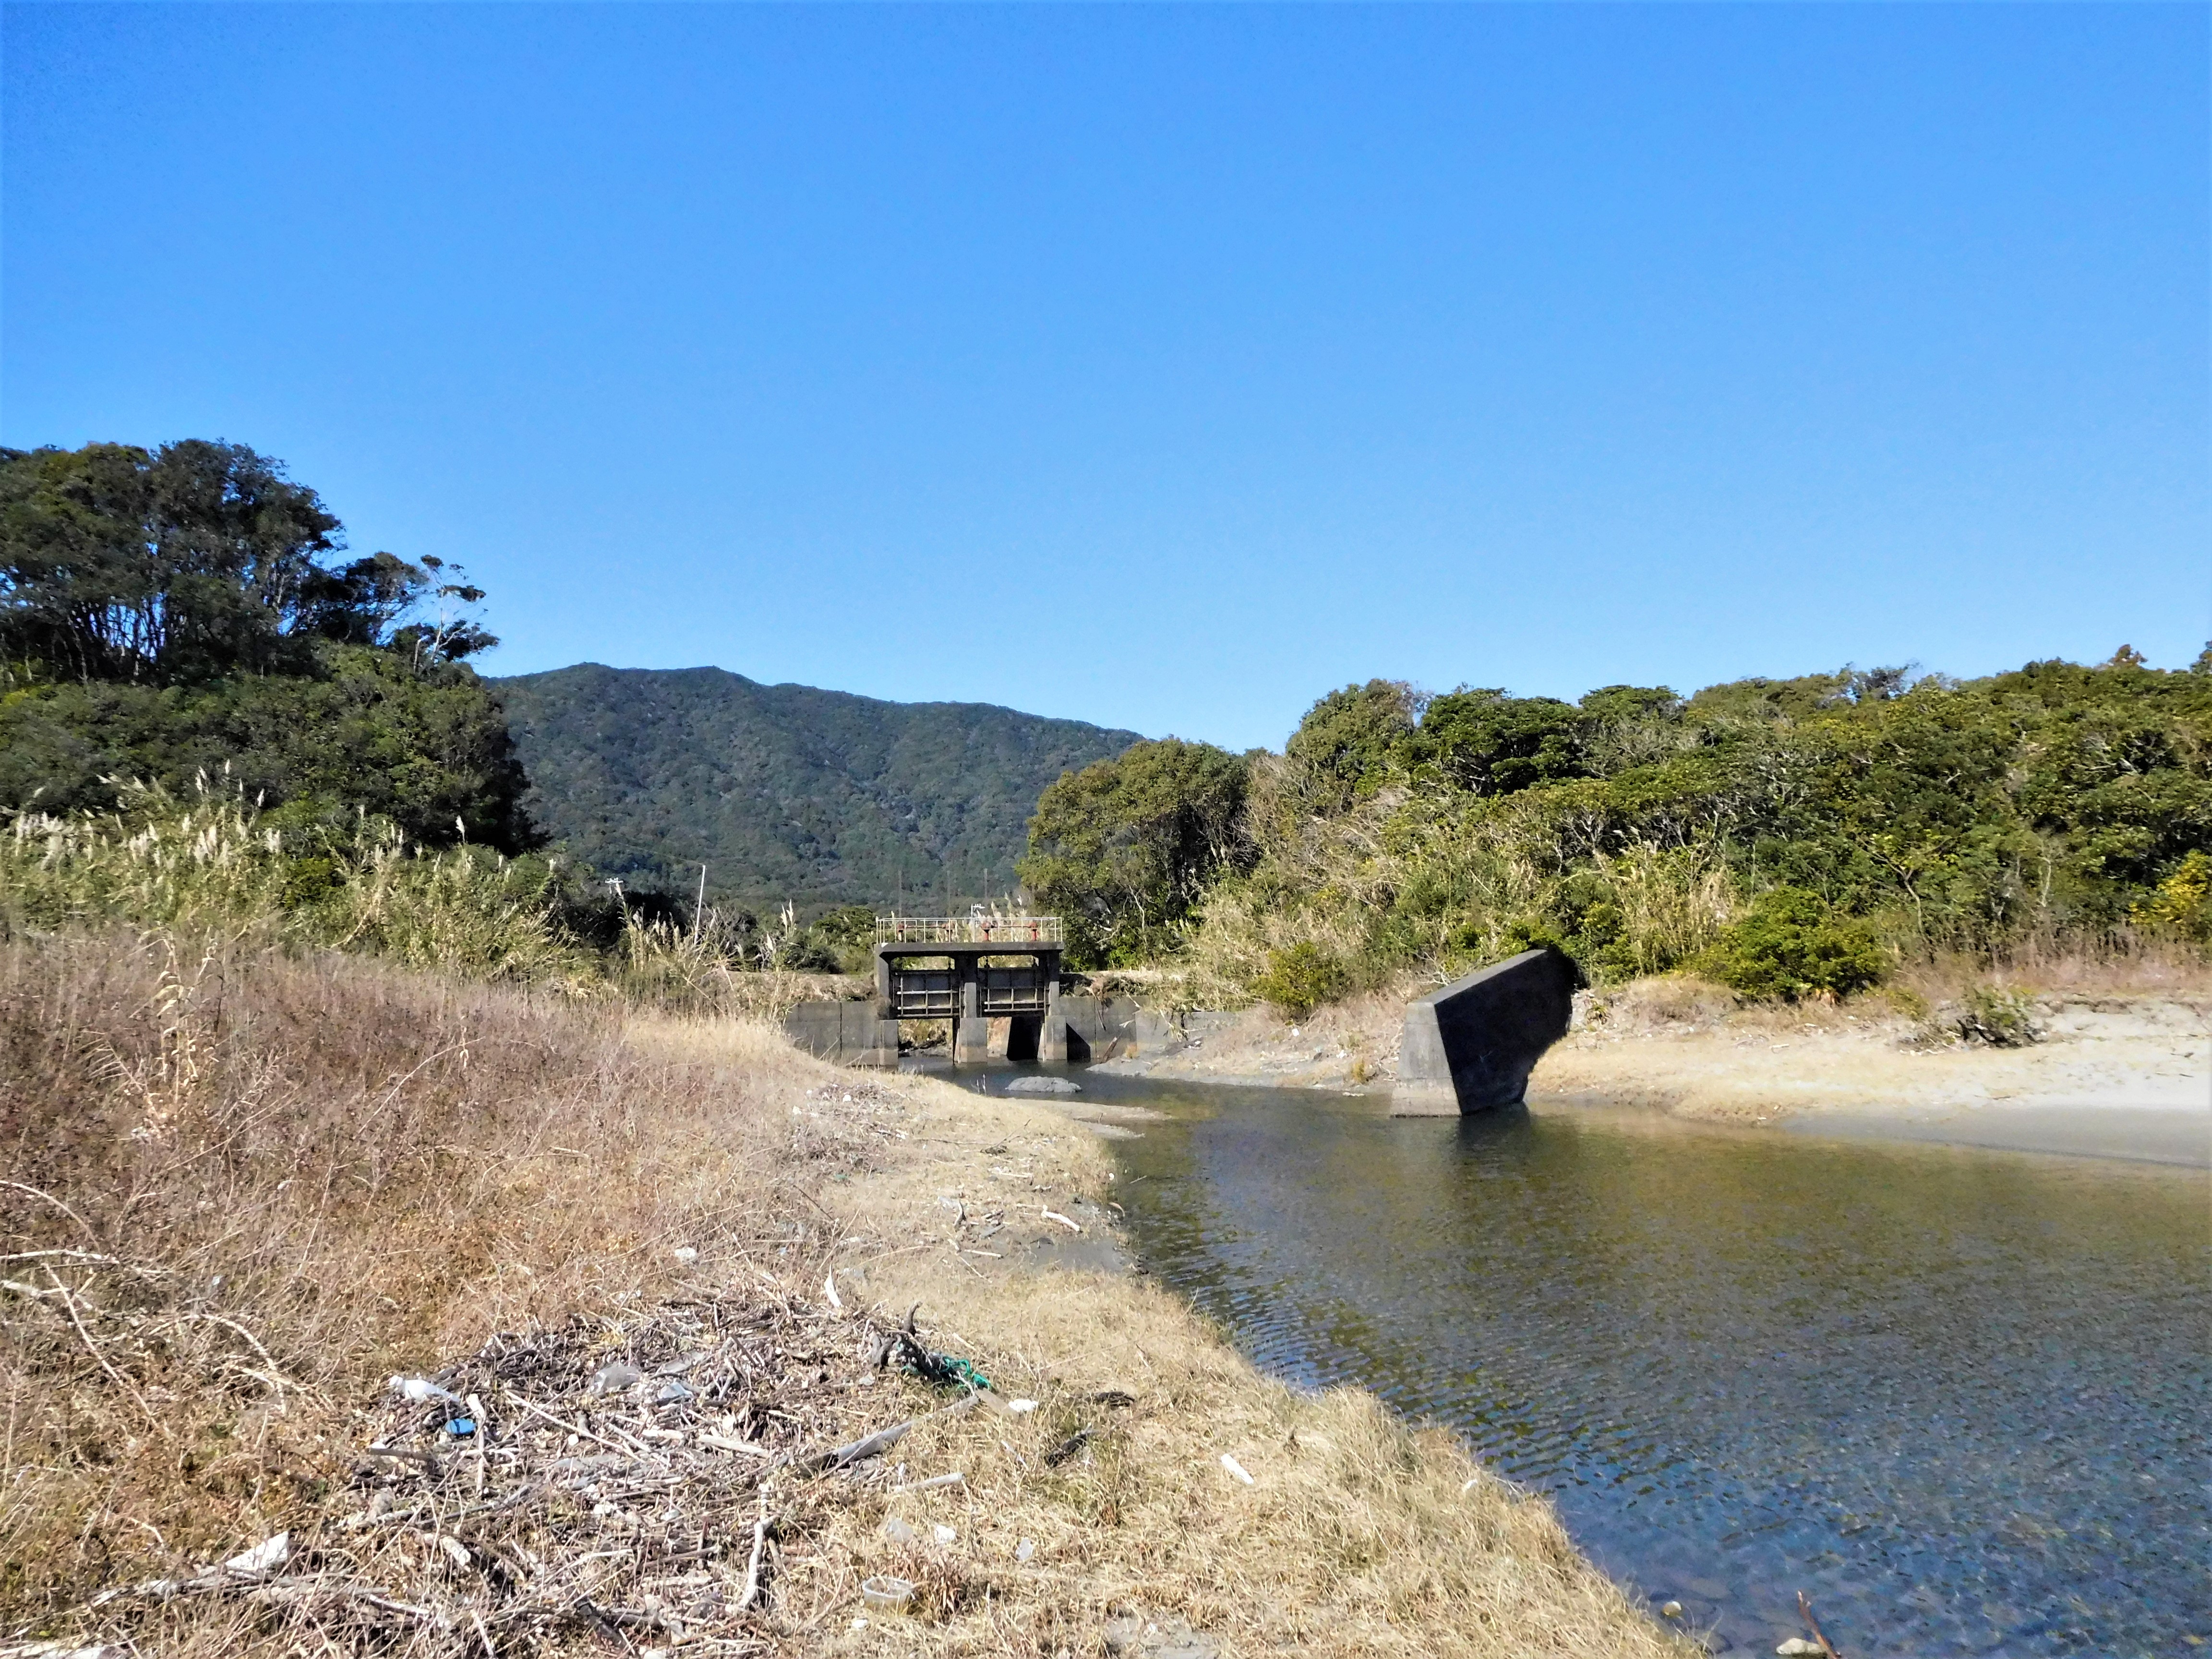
[875,914,1064,947]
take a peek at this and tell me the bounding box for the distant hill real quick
[493,664,1143,914]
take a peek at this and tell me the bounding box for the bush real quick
[1948,984,2041,1047]
[1249,941,1349,1020]
[2132,850,2212,941]
[1700,887,1885,1002]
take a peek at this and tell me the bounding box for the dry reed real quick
[1,928,1688,1658]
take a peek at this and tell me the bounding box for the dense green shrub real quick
[2132,850,2211,941]
[1949,985,2041,1046]
[1699,887,1886,1002]
[1019,738,1252,966]
[1178,647,2210,1014]
[1249,941,1350,1020]
[1,440,535,854]
[1281,680,1418,815]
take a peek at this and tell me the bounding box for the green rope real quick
[935,1354,992,1393]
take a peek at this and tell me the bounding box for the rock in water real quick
[1004,1076,1081,1096]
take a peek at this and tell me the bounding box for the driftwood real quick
[15,1082,1014,1657]
[1043,1427,1092,1467]
[1798,1592,1844,1658]
[800,1391,984,1474]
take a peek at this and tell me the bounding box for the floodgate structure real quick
[783,914,1171,1067]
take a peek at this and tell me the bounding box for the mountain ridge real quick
[493,662,1144,913]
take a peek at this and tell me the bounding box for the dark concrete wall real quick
[1393,949,1575,1115]
[1058,993,1151,1061]
[783,1001,898,1068]
[785,992,1175,1067]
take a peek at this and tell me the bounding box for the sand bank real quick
[1095,982,2210,1167]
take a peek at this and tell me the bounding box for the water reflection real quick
[1094,1075,2212,1657]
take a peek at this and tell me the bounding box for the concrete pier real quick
[1392,948,1576,1115]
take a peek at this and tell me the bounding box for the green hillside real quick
[494,663,1143,913]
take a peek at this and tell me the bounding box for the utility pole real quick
[692,863,708,943]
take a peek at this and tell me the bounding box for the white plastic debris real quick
[672,1246,699,1264]
[1220,1453,1255,1485]
[932,1523,957,1545]
[823,1271,843,1310]
[1008,1397,1039,1414]
[588,1361,642,1395]
[224,1531,289,1574]
[389,1375,463,1407]
[1015,1538,1036,1562]
[893,1471,964,1492]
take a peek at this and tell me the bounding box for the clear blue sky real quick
[4,4,2206,751]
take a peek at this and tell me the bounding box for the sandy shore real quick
[1097,983,2211,1167]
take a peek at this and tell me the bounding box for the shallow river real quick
[1073,1073,2209,1658]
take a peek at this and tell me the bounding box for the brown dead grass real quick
[0,928,1686,1658]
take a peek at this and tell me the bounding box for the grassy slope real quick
[494,664,1142,913]
[0,932,1686,1658]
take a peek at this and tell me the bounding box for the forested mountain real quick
[494,664,1142,913]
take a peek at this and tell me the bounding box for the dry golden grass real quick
[1,929,1686,1658]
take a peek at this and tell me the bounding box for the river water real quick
[1075,1072,2210,1658]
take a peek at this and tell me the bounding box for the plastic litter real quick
[1220,1453,1255,1485]
[224,1532,290,1575]
[860,1575,916,1612]
[652,1380,695,1406]
[1007,1397,1039,1414]
[1015,1538,1035,1563]
[881,1515,918,1544]
[445,1417,477,1437]
[883,1330,990,1394]
[388,1375,463,1407]
[588,1361,643,1395]
[932,1523,957,1545]
[672,1246,699,1264]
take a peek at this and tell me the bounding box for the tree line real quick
[1019,653,2212,1007]
[1,439,535,853]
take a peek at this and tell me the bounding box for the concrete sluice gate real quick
[784,917,1578,1109]
[781,913,1175,1068]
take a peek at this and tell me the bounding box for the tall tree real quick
[1019,738,1252,965]
[0,441,534,853]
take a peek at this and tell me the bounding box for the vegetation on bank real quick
[1,440,536,854]
[1023,656,2212,1010]
[0,440,884,988]
[0,780,879,1015]
[0,928,1687,1658]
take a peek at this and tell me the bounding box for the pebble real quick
[1776,1641,1824,1657]
[1660,1600,1683,1618]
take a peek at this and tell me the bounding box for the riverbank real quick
[1097,970,2210,1166]
[0,932,1687,1658]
